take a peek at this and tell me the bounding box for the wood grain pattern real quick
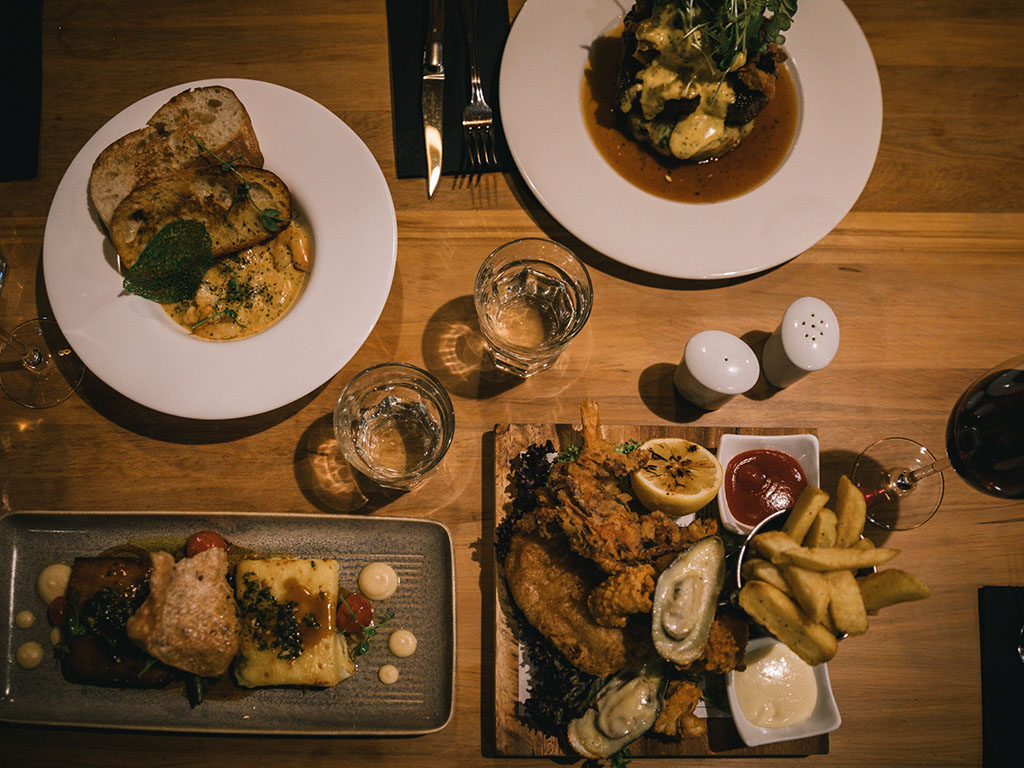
[492,422,823,757]
[1,1,1022,766]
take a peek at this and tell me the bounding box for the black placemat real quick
[1,0,42,181]
[978,586,1024,768]
[386,0,512,177]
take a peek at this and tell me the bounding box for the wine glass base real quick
[0,318,86,408]
[852,437,944,531]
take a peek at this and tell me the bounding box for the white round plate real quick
[500,0,882,279]
[43,78,396,419]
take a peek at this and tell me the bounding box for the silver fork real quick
[459,0,496,169]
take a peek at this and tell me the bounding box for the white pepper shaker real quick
[762,297,840,388]
[673,330,759,410]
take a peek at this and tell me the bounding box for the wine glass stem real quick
[1,326,45,371]
[903,455,952,486]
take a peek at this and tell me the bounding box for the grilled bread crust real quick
[89,85,264,228]
[109,164,291,270]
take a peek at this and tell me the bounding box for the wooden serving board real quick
[492,422,827,758]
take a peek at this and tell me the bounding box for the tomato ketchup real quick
[725,449,808,526]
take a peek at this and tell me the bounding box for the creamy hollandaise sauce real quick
[733,641,818,728]
[163,220,312,340]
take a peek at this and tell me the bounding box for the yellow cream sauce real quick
[163,221,311,340]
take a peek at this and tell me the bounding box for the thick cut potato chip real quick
[835,475,867,547]
[828,569,869,635]
[803,508,838,548]
[782,485,830,543]
[738,580,837,666]
[774,544,899,572]
[752,530,800,561]
[741,558,793,596]
[781,564,831,623]
[858,569,931,614]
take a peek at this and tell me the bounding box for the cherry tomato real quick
[337,594,373,634]
[48,595,68,628]
[186,531,228,558]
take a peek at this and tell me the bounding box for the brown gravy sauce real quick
[582,31,799,203]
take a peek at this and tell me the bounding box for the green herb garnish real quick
[190,135,290,233]
[353,607,395,657]
[674,0,798,71]
[122,219,214,303]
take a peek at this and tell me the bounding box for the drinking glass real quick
[333,362,455,490]
[473,238,593,377]
[0,256,85,408]
[851,354,1024,530]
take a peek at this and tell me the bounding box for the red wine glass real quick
[851,354,1024,530]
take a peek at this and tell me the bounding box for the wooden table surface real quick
[2,1,1022,766]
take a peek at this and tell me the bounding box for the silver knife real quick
[422,0,445,198]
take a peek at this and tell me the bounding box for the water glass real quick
[333,362,455,490]
[473,238,593,377]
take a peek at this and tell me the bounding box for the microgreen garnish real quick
[190,134,290,233]
[673,0,798,72]
[353,607,395,657]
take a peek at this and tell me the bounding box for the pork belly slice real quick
[62,556,175,688]
[126,547,240,677]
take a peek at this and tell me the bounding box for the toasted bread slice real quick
[90,85,263,228]
[110,165,292,270]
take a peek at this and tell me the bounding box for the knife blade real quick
[422,0,445,198]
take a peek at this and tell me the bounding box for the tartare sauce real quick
[378,664,399,685]
[733,641,818,728]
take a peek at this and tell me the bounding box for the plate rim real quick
[499,0,882,279]
[42,77,397,420]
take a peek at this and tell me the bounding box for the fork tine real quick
[466,128,479,169]
[482,128,496,166]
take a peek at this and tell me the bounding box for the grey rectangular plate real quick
[0,511,455,735]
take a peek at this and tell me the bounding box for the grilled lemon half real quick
[631,437,723,516]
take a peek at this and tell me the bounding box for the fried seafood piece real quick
[652,679,706,740]
[534,401,648,572]
[504,529,651,676]
[587,564,655,628]
[126,547,240,677]
[691,612,750,675]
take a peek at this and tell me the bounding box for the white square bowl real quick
[725,636,841,747]
[716,432,820,536]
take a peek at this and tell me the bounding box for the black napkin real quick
[1,0,42,181]
[386,0,512,177]
[978,586,1024,767]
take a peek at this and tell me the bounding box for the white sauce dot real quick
[16,641,44,670]
[50,627,63,646]
[37,563,71,604]
[388,629,418,658]
[378,664,399,685]
[14,610,36,629]
[358,562,399,601]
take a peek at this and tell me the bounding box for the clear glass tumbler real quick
[333,362,455,490]
[473,238,593,377]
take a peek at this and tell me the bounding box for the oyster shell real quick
[651,536,725,666]
[566,660,667,758]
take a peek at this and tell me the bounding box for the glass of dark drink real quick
[851,354,1024,530]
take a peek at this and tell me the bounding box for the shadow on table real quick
[75,373,326,443]
[291,413,408,515]
[420,294,524,400]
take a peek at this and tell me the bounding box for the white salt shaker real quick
[762,297,840,388]
[673,330,759,410]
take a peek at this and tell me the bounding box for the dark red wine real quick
[945,365,1024,499]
